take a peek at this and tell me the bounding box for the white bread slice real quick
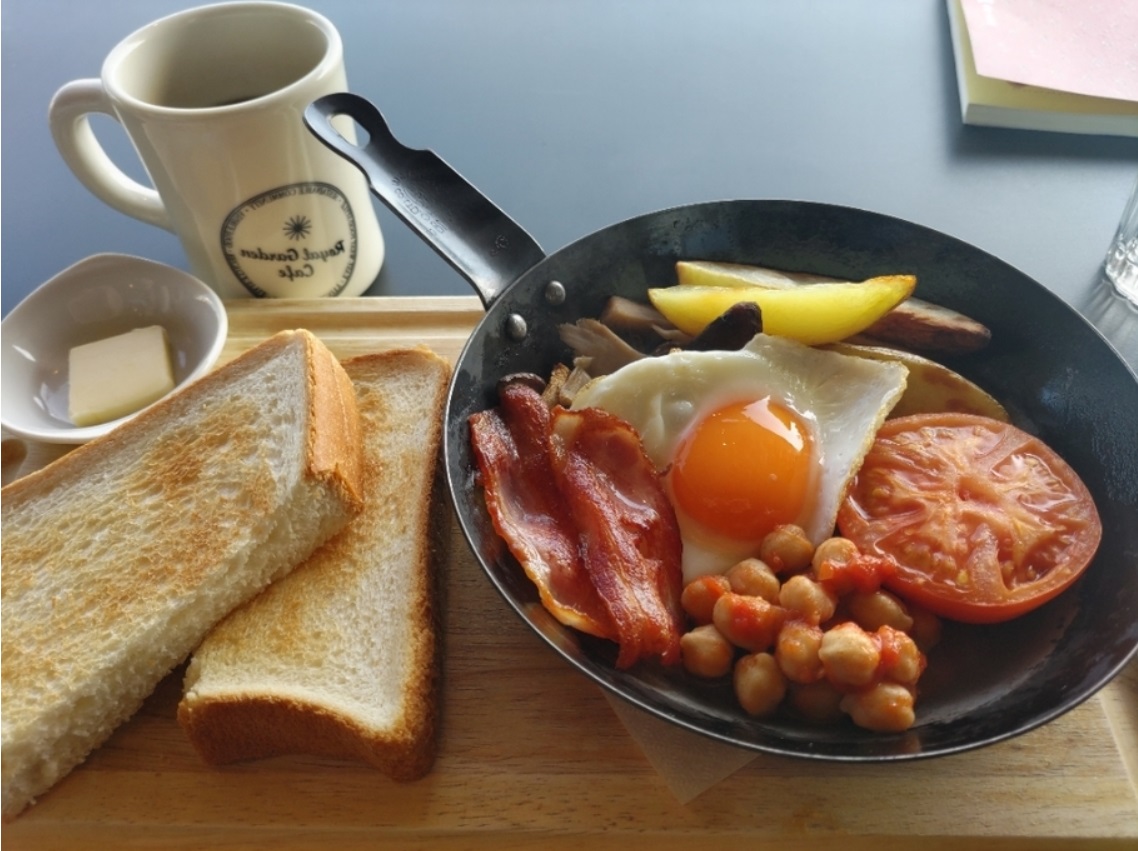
[178,347,451,781]
[1,330,364,820]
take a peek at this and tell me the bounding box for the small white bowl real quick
[1,254,228,444]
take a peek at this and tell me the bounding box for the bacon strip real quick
[469,384,616,639]
[550,407,685,668]
[469,383,685,668]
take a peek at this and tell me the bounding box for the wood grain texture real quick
[3,297,1136,849]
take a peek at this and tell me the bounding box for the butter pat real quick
[68,326,176,426]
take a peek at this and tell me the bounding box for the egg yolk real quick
[670,397,815,542]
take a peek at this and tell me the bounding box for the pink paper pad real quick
[961,0,1138,102]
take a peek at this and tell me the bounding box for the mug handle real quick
[49,80,173,231]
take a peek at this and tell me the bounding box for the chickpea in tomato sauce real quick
[678,524,939,732]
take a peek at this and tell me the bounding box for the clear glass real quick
[1105,174,1138,307]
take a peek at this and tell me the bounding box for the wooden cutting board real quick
[3,297,1136,849]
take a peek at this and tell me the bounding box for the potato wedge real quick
[675,260,991,355]
[647,276,916,345]
[826,342,1009,421]
[676,260,834,288]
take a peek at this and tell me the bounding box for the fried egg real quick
[570,334,908,582]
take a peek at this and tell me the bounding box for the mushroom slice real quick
[558,318,646,377]
[599,296,672,333]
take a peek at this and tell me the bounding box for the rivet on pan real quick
[544,280,567,305]
[505,313,528,341]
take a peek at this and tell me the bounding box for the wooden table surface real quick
[3,297,1136,850]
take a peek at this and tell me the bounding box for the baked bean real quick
[680,624,735,678]
[848,589,913,632]
[812,537,889,596]
[818,621,880,688]
[734,652,787,717]
[788,680,845,723]
[876,625,924,686]
[681,574,731,625]
[726,558,780,602]
[775,620,824,684]
[713,592,787,652]
[841,682,916,732]
[758,524,814,573]
[908,605,943,653]
[778,575,838,625]
[811,536,860,572]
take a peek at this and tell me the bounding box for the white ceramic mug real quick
[49,1,384,299]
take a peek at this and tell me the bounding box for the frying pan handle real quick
[304,93,546,307]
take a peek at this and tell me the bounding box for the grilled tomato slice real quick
[836,413,1101,623]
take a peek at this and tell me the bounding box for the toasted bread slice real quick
[1,330,364,820]
[178,348,451,781]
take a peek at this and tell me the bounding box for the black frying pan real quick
[305,93,1138,761]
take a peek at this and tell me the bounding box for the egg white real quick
[570,333,908,582]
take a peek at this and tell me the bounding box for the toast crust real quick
[307,333,365,510]
[178,348,451,781]
[1,330,364,820]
